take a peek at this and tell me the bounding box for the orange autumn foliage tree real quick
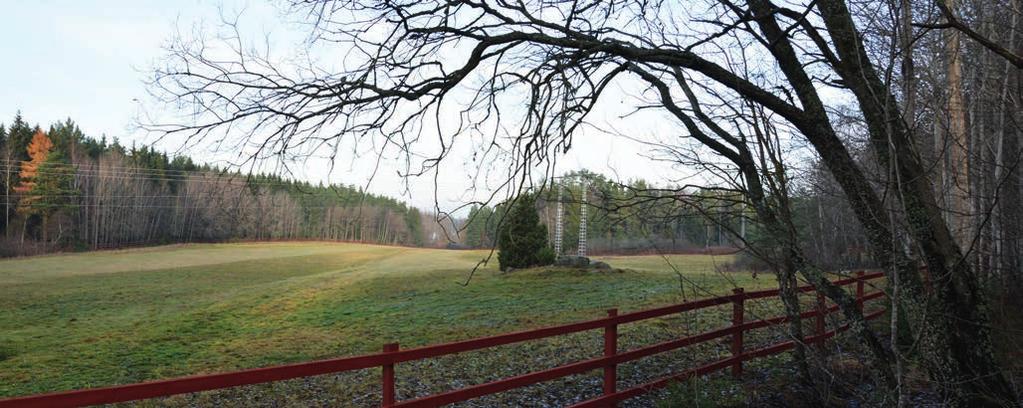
[14,130,53,193]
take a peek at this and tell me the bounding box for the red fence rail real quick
[0,271,886,408]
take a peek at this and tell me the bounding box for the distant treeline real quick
[462,170,743,255]
[0,113,432,257]
[0,114,870,266]
[461,170,872,269]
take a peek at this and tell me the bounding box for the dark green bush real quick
[497,193,554,270]
[536,246,556,265]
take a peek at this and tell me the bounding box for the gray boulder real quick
[555,255,591,268]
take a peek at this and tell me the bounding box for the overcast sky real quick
[0,0,687,214]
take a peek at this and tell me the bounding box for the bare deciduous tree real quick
[146,1,1020,405]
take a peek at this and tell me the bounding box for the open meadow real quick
[0,242,783,405]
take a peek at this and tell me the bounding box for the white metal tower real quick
[554,183,564,257]
[577,183,588,257]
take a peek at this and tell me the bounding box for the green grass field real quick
[0,242,770,398]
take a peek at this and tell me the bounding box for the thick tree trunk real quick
[997,0,1022,292]
[741,0,900,392]
[818,1,1017,405]
[945,0,972,247]
[775,261,810,380]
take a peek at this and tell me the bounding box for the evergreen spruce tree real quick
[464,205,497,248]
[497,193,554,270]
[404,208,424,246]
[7,113,34,163]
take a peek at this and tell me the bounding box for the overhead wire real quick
[0,164,329,188]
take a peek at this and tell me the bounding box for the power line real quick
[0,164,253,179]
[0,160,226,177]
[0,159,375,193]
[1,194,247,198]
[0,161,298,183]
[0,166,316,188]
[0,164,340,187]
[3,202,399,210]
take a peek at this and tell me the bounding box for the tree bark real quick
[945,0,972,248]
[818,0,1017,404]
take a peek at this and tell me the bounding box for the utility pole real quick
[706,222,711,249]
[740,203,746,240]
[3,171,8,239]
[3,147,10,239]
[718,208,723,246]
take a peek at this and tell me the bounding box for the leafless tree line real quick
[1,150,427,256]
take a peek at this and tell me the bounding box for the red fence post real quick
[731,288,745,379]
[382,342,399,407]
[603,308,618,406]
[855,271,865,312]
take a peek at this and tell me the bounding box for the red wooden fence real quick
[0,271,886,408]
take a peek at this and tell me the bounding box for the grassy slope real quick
[0,242,769,397]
